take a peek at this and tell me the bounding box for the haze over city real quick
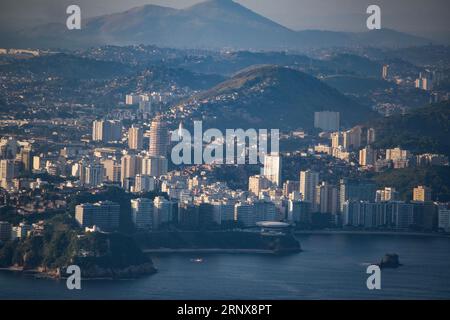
[1,0,450,42]
[0,0,450,303]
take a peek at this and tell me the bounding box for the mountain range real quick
[6,0,430,50]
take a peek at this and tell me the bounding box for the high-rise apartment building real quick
[92,120,122,142]
[263,153,282,187]
[131,198,153,230]
[121,154,141,186]
[149,119,169,157]
[82,163,104,187]
[339,178,377,212]
[315,182,339,214]
[128,126,143,150]
[141,155,168,177]
[75,201,120,231]
[299,170,319,203]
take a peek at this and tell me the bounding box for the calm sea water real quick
[1,234,450,300]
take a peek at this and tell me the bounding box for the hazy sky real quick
[1,0,449,40]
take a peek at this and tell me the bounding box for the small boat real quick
[190,258,204,263]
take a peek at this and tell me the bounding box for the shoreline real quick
[294,230,450,238]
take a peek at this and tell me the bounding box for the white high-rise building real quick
[263,154,282,187]
[131,198,153,230]
[314,111,340,132]
[299,170,319,203]
[153,196,174,229]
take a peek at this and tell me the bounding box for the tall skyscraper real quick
[413,186,432,202]
[263,153,282,187]
[128,126,143,150]
[299,170,319,203]
[149,118,169,157]
[314,111,340,132]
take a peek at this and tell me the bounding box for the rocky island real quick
[379,254,402,269]
[0,216,156,279]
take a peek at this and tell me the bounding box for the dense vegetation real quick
[371,166,450,202]
[192,65,374,130]
[0,214,152,272]
[0,215,79,269]
[371,102,450,156]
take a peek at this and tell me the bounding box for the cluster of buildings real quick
[0,220,45,243]
[312,125,448,171]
